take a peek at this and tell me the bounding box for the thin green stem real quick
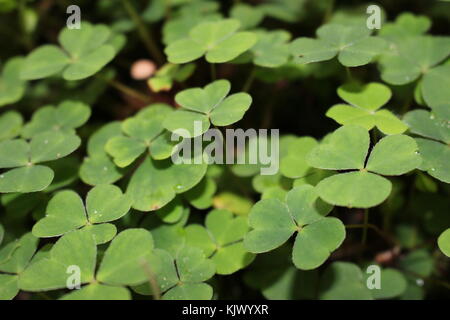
[99,75,152,103]
[121,0,164,65]
[323,0,335,23]
[345,67,353,81]
[242,67,256,92]
[140,260,161,300]
[346,223,398,246]
[210,63,217,81]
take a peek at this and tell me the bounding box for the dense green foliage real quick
[0,0,449,300]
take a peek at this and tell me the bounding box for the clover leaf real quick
[126,156,207,211]
[185,209,255,275]
[0,56,26,107]
[32,184,131,244]
[0,111,23,141]
[230,3,265,30]
[326,82,407,135]
[148,63,196,92]
[404,105,450,183]
[147,247,215,300]
[0,233,38,300]
[21,22,124,81]
[19,228,154,300]
[378,36,450,85]
[106,104,175,167]
[21,100,90,138]
[379,13,431,40]
[80,122,124,186]
[0,131,81,193]
[438,228,450,257]
[163,79,252,137]
[280,136,318,178]
[307,125,422,208]
[421,64,450,110]
[362,266,407,299]
[319,262,373,300]
[184,177,217,209]
[250,30,292,68]
[244,185,345,270]
[290,23,387,67]
[165,19,257,64]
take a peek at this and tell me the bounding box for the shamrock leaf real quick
[279,136,318,178]
[379,13,431,40]
[438,228,450,257]
[230,3,265,30]
[21,100,90,138]
[421,64,450,110]
[404,105,450,183]
[250,30,292,68]
[32,184,131,244]
[0,131,81,193]
[163,79,252,137]
[80,122,124,186]
[105,104,175,167]
[326,82,407,135]
[0,233,38,299]
[319,262,373,300]
[185,209,255,275]
[184,177,217,209]
[290,23,387,67]
[156,197,185,224]
[363,266,407,299]
[0,57,26,107]
[19,228,154,299]
[146,247,215,300]
[165,19,257,64]
[148,63,196,92]
[307,125,422,208]
[162,1,222,45]
[378,36,450,85]
[21,22,124,81]
[126,156,207,211]
[0,111,23,141]
[244,185,345,270]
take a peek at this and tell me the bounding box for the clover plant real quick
[0,0,448,301]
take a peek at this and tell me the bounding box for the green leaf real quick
[32,185,130,240]
[186,209,254,275]
[251,30,291,68]
[184,177,217,209]
[0,139,29,168]
[156,197,185,224]
[245,186,343,270]
[415,138,450,183]
[165,19,257,64]
[60,283,131,300]
[19,229,97,291]
[379,36,450,85]
[291,24,387,67]
[96,229,154,286]
[0,274,18,300]
[230,3,265,29]
[404,109,450,144]
[126,157,207,211]
[365,268,407,299]
[0,57,26,107]
[316,171,392,208]
[280,136,318,178]
[21,23,120,81]
[0,111,23,141]
[306,125,370,170]
[29,132,81,164]
[327,82,407,134]
[319,262,372,300]
[164,79,251,137]
[22,100,90,138]
[80,154,125,186]
[0,165,54,193]
[380,13,431,39]
[422,64,450,109]
[365,135,421,175]
[0,233,38,274]
[438,228,450,257]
